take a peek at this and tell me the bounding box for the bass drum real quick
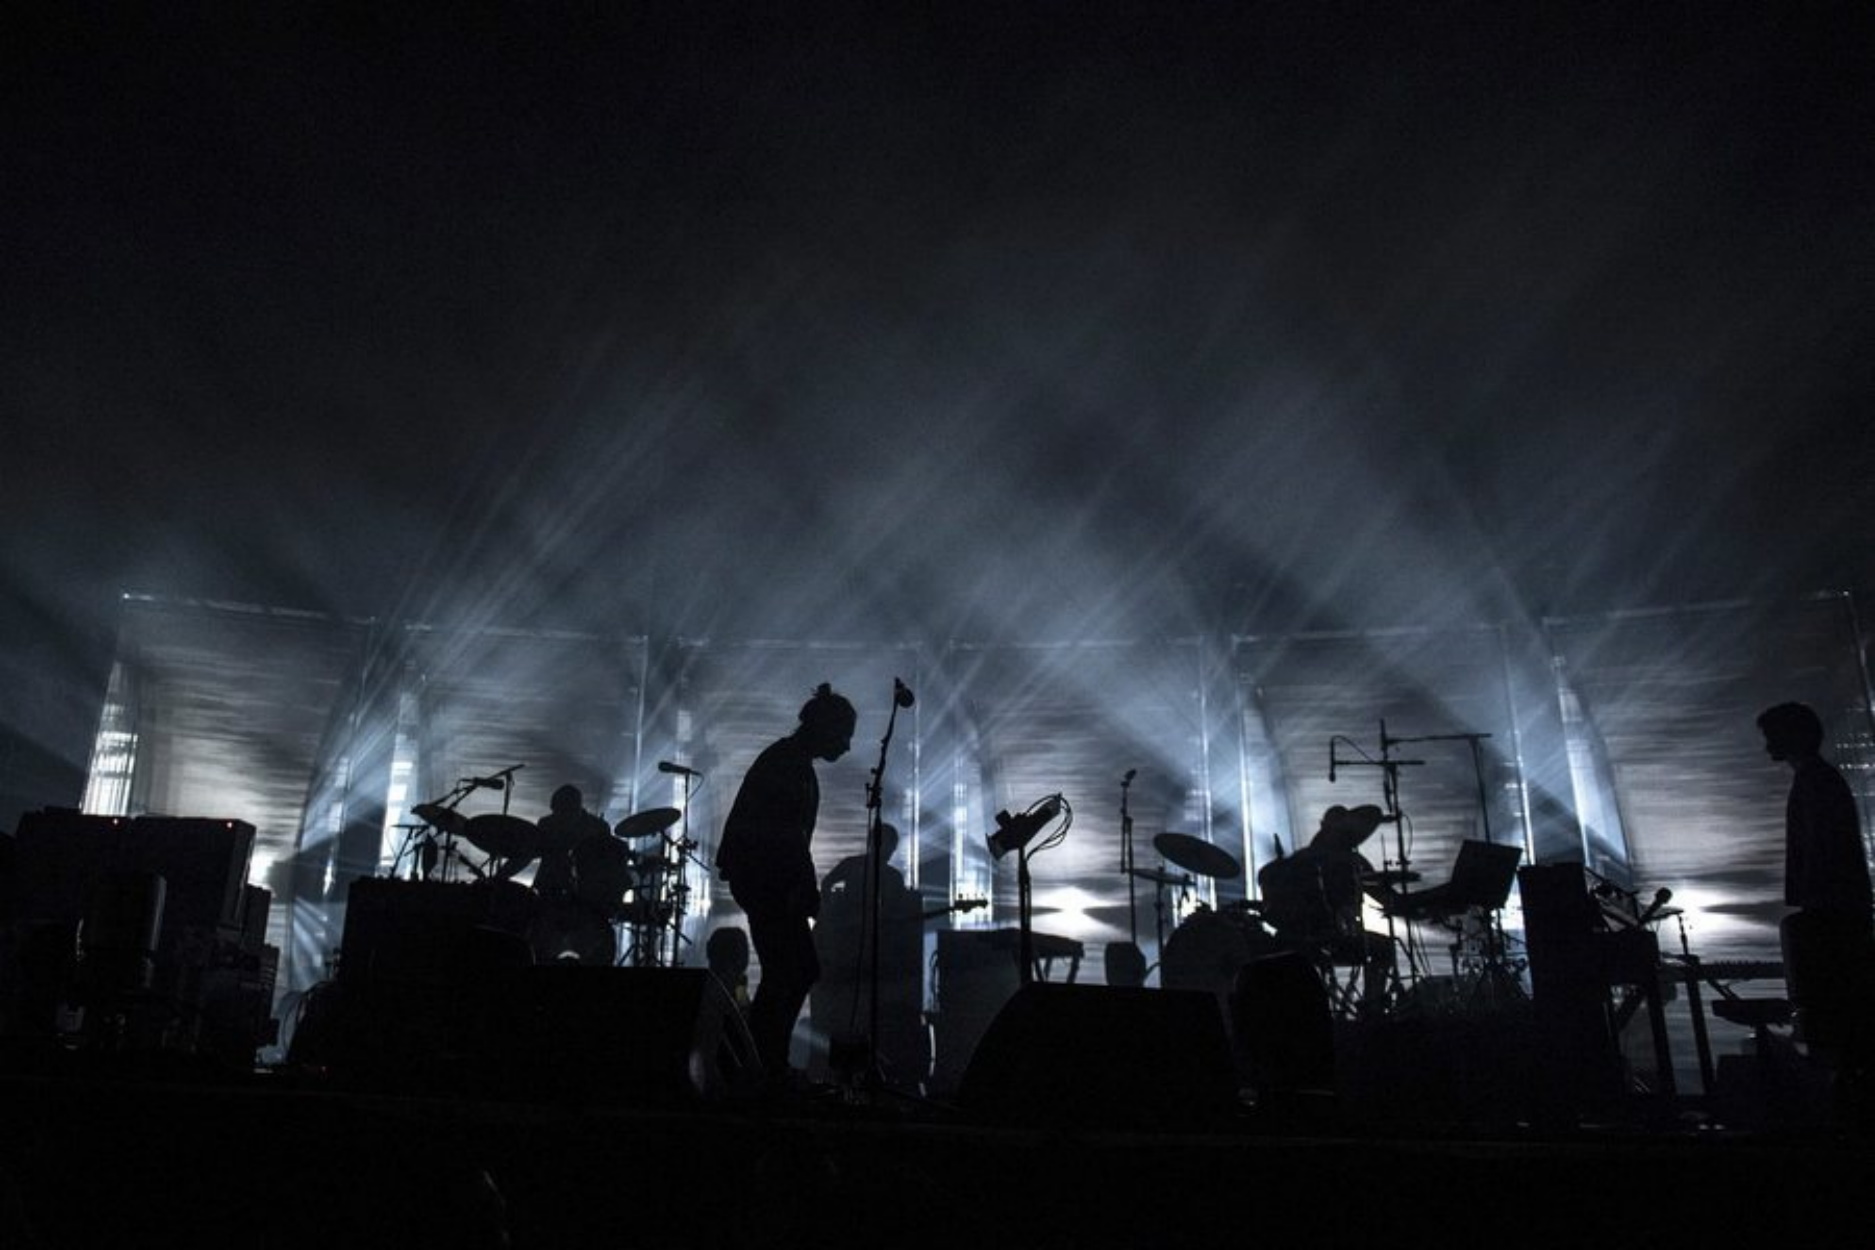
[1160,906,1278,1004]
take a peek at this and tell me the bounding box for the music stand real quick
[1388,840,1522,919]
[1386,841,1525,1008]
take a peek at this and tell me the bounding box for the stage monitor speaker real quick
[1232,949,1335,1095]
[337,877,537,985]
[478,966,761,1107]
[957,983,1238,1127]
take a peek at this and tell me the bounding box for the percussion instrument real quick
[1159,905,1277,1001]
[1152,833,1242,880]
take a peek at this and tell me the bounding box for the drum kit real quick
[403,786,703,969]
[1131,831,1278,1005]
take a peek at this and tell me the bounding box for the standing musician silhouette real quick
[715,683,856,1084]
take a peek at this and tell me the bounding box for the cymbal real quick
[1127,866,1193,888]
[1361,869,1422,887]
[462,813,540,859]
[412,803,466,835]
[614,807,681,840]
[1152,833,1243,880]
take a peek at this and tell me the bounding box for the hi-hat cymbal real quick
[462,813,540,859]
[1153,832,1243,880]
[412,803,466,835]
[1127,866,1194,888]
[614,807,681,840]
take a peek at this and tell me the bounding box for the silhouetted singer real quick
[715,682,856,1083]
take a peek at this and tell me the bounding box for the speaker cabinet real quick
[477,966,762,1106]
[958,983,1238,1127]
[1232,949,1336,1095]
[12,809,253,941]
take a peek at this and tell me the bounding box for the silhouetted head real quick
[706,925,750,979]
[1314,804,1384,852]
[1105,941,1148,988]
[550,784,583,815]
[797,683,856,762]
[876,822,900,860]
[1758,702,1824,762]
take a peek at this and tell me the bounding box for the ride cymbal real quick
[462,813,540,859]
[614,807,681,840]
[412,803,466,835]
[1152,832,1243,880]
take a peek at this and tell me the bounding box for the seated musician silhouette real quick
[528,784,618,965]
[1258,805,1394,1009]
[811,823,928,1087]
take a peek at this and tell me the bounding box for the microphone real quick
[466,776,507,791]
[893,677,916,708]
[658,761,701,777]
[1122,769,1137,785]
[1328,744,1337,784]
[1638,887,1673,925]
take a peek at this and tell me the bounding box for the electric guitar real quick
[923,896,988,922]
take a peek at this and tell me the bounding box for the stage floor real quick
[2,1040,1871,1250]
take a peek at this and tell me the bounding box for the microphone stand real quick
[1120,772,1138,947]
[858,683,909,1090]
[666,769,699,967]
[1377,721,1420,990]
[1334,724,1425,1005]
[1388,729,1518,1003]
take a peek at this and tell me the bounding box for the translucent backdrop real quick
[79,593,1875,1046]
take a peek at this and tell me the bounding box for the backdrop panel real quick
[1544,594,1875,963]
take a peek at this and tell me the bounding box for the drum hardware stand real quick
[656,768,703,967]
[659,827,709,967]
[1330,724,1425,1012]
[1396,729,1527,1011]
[1119,769,1139,948]
[408,778,482,883]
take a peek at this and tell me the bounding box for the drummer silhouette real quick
[529,784,619,964]
[1258,805,1395,1010]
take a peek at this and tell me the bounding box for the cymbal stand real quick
[1332,725,1426,1007]
[661,828,708,967]
[1120,770,1138,948]
[412,779,478,883]
[1154,864,1188,956]
[1390,729,1525,1008]
[657,769,702,966]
